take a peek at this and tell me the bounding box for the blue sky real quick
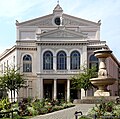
[0,0,120,60]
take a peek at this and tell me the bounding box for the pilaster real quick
[36,44,41,73]
[82,45,87,65]
[36,75,43,99]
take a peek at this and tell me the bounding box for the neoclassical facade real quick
[0,4,120,101]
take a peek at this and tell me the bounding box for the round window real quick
[54,17,61,25]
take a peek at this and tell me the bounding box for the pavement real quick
[30,104,95,119]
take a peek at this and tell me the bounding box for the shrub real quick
[87,101,120,118]
[0,97,75,118]
[79,116,92,119]
[27,106,38,116]
[32,101,44,110]
[52,105,63,111]
[39,107,48,114]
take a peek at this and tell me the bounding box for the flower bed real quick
[0,98,75,119]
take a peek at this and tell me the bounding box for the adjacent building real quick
[0,4,120,101]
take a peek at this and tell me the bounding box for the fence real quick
[0,110,19,119]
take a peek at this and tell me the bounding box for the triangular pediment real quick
[39,28,87,38]
[16,14,54,26]
[16,13,99,27]
[63,14,100,27]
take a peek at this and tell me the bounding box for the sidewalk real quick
[30,104,94,119]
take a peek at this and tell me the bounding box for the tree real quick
[71,66,97,96]
[0,66,25,101]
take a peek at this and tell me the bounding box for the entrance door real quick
[70,89,78,100]
[57,84,65,100]
[44,84,52,99]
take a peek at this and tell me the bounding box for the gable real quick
[17,14,100,27]
[17,14,53,26]
[63,14,100,27]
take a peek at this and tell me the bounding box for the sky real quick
[0,0,120,61]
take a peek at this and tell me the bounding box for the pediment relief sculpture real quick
[30,17,53,26]
[63,18,89,26]
[38,29,87,38]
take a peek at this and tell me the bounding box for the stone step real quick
[73,96,119,104]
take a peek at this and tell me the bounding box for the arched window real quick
[89,54,98,70]
[70,51,80,70]
[43,51,53,70]
[57,51,67,70]
[23,54,32,72]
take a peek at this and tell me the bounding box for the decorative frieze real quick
[87,47,102,51]
[43,30,83,38]
[37,42,88,46]
[31,18,53,26]
[16,47,37,51]
[63,18,89,26]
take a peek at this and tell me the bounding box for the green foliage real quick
[32,100,44,111]
[0,66,25,101]
[71,66,97,96]
[87,100,120,118]
[0,67,25,91]
[27,106,38,116]
[0,97,75,118]
[79,116,92,119]
[0,98,10,111]
[39,107,49,114]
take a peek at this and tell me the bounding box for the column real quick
[67,79,70,102]
[54,79,57,100]
[67,56,70,71]
[53,56,56,71]
[81,88,85,99]
[40,77,43,99]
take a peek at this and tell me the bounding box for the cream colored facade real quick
[0,4,119,101]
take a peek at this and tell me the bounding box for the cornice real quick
[16,47,37,51]
[63,14,101,26]
[36,41,89,46]
[16,14,53,26]
[111,54,120,68]
[0,45,16,60]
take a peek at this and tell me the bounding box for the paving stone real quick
[30,104,94,119]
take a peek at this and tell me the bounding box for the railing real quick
[0,110,19,119]
[42,70,82,74]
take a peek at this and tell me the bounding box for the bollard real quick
[74,111,83,119]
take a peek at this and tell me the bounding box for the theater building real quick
[0,4,120,101]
